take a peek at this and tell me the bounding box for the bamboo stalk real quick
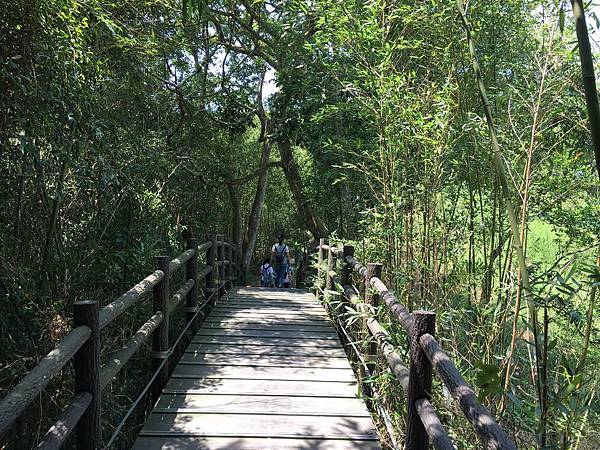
[456,0,541,393]
[571,0,600,182]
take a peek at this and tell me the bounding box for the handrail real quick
[99,269,164,330]
[169,248,195,273]
[0,325,91,437]
[317,242,517,450]
[197,241,212,253]
[168,279,195,314]
[420,333,514,449]
[37,392,93,450]
[100,312,164,390]
[0,234,239,449]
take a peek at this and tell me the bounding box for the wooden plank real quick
[211,306,328,317]
[221,299,323,306]
[133,287,380,449]
[171,364,357,381]
[191,336,342,348]
[133,436,380,450]
[163,378,360,397]
[218,303,324,311]
[195,329,338,339]
[154,394,370,416]
[204,317,335,327]
[180,352,351,369]
[206,312,329,322]
[202,322,335,332]
[141,413,378,439]
[185,343,347,357]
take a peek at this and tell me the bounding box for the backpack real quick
[260,264,273,285]
[274,244,287,264]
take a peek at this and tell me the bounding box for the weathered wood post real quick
[205,233,217,306]
[73,300,100,450]
[225,239,233,288]
[406,311,436,450]
[235,245,241,285]
[152,256,170,403]
[216,234,225,298]
[341,245,354,286]
[365,263,383,393]
[316,238,325,299]
[185,238,199,333]
[325,244,335,293]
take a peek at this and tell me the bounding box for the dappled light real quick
[3,0,600,448]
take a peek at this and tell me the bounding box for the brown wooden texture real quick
[169,248,195,273]
[73,300,101,450]
[99,269,164,330]
[317,238,325,299]
[186,238,199,331]
[152,256,170,403]
[169,279,195,314]
[0,325,90,439]
[326,245,335,291]
[365,263,383,384]
[341,245,354,287]
[415,398,455,450]
[133,287,380,449]
[406,311,435,450]
[420,333,516,450]
[204,234,217,303]
[37,392,93,450]
[369,276,412,332]
[216,234,225,297]
[100,312,164,390]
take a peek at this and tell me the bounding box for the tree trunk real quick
[277,137,327,239]
[13,171,26,257]
[39,159,68,298]
[241,120,274,279]
[228,183,243,249]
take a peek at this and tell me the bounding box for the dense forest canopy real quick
[2,0,600,448]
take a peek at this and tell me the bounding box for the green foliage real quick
[3,0,600,448]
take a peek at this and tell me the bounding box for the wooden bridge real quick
[134,287,379,449]
[0,234,518,450]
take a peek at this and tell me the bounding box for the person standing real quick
[259,258,275,287]
[271,234,290,288]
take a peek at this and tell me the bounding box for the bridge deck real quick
[133,287,380,449]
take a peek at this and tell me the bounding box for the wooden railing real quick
[0,233,240,449]
[316,240,517,450]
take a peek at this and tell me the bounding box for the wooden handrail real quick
[0,234,239,449]
[100,312,164,390]
[99,269,164,330]
[0,325,91,437]
[168,279,195,314]
[37,392,93,450]
[419,333,515,449]
[318,242,516,450]
[169,248,195,273]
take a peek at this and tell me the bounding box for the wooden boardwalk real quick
[133,287,380,449]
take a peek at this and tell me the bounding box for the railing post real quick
[365,263,383,392]
[325,244,335,292]
[205,233,217,306]
[341,245,354,286]
[73,300,100,450]
[235,245,241,285]
[185,238,199,333]
[216,234,225,298]
[225,239,233,288]
[316,238,325,299]
[407,311,436,450]
[152,255,170,403]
